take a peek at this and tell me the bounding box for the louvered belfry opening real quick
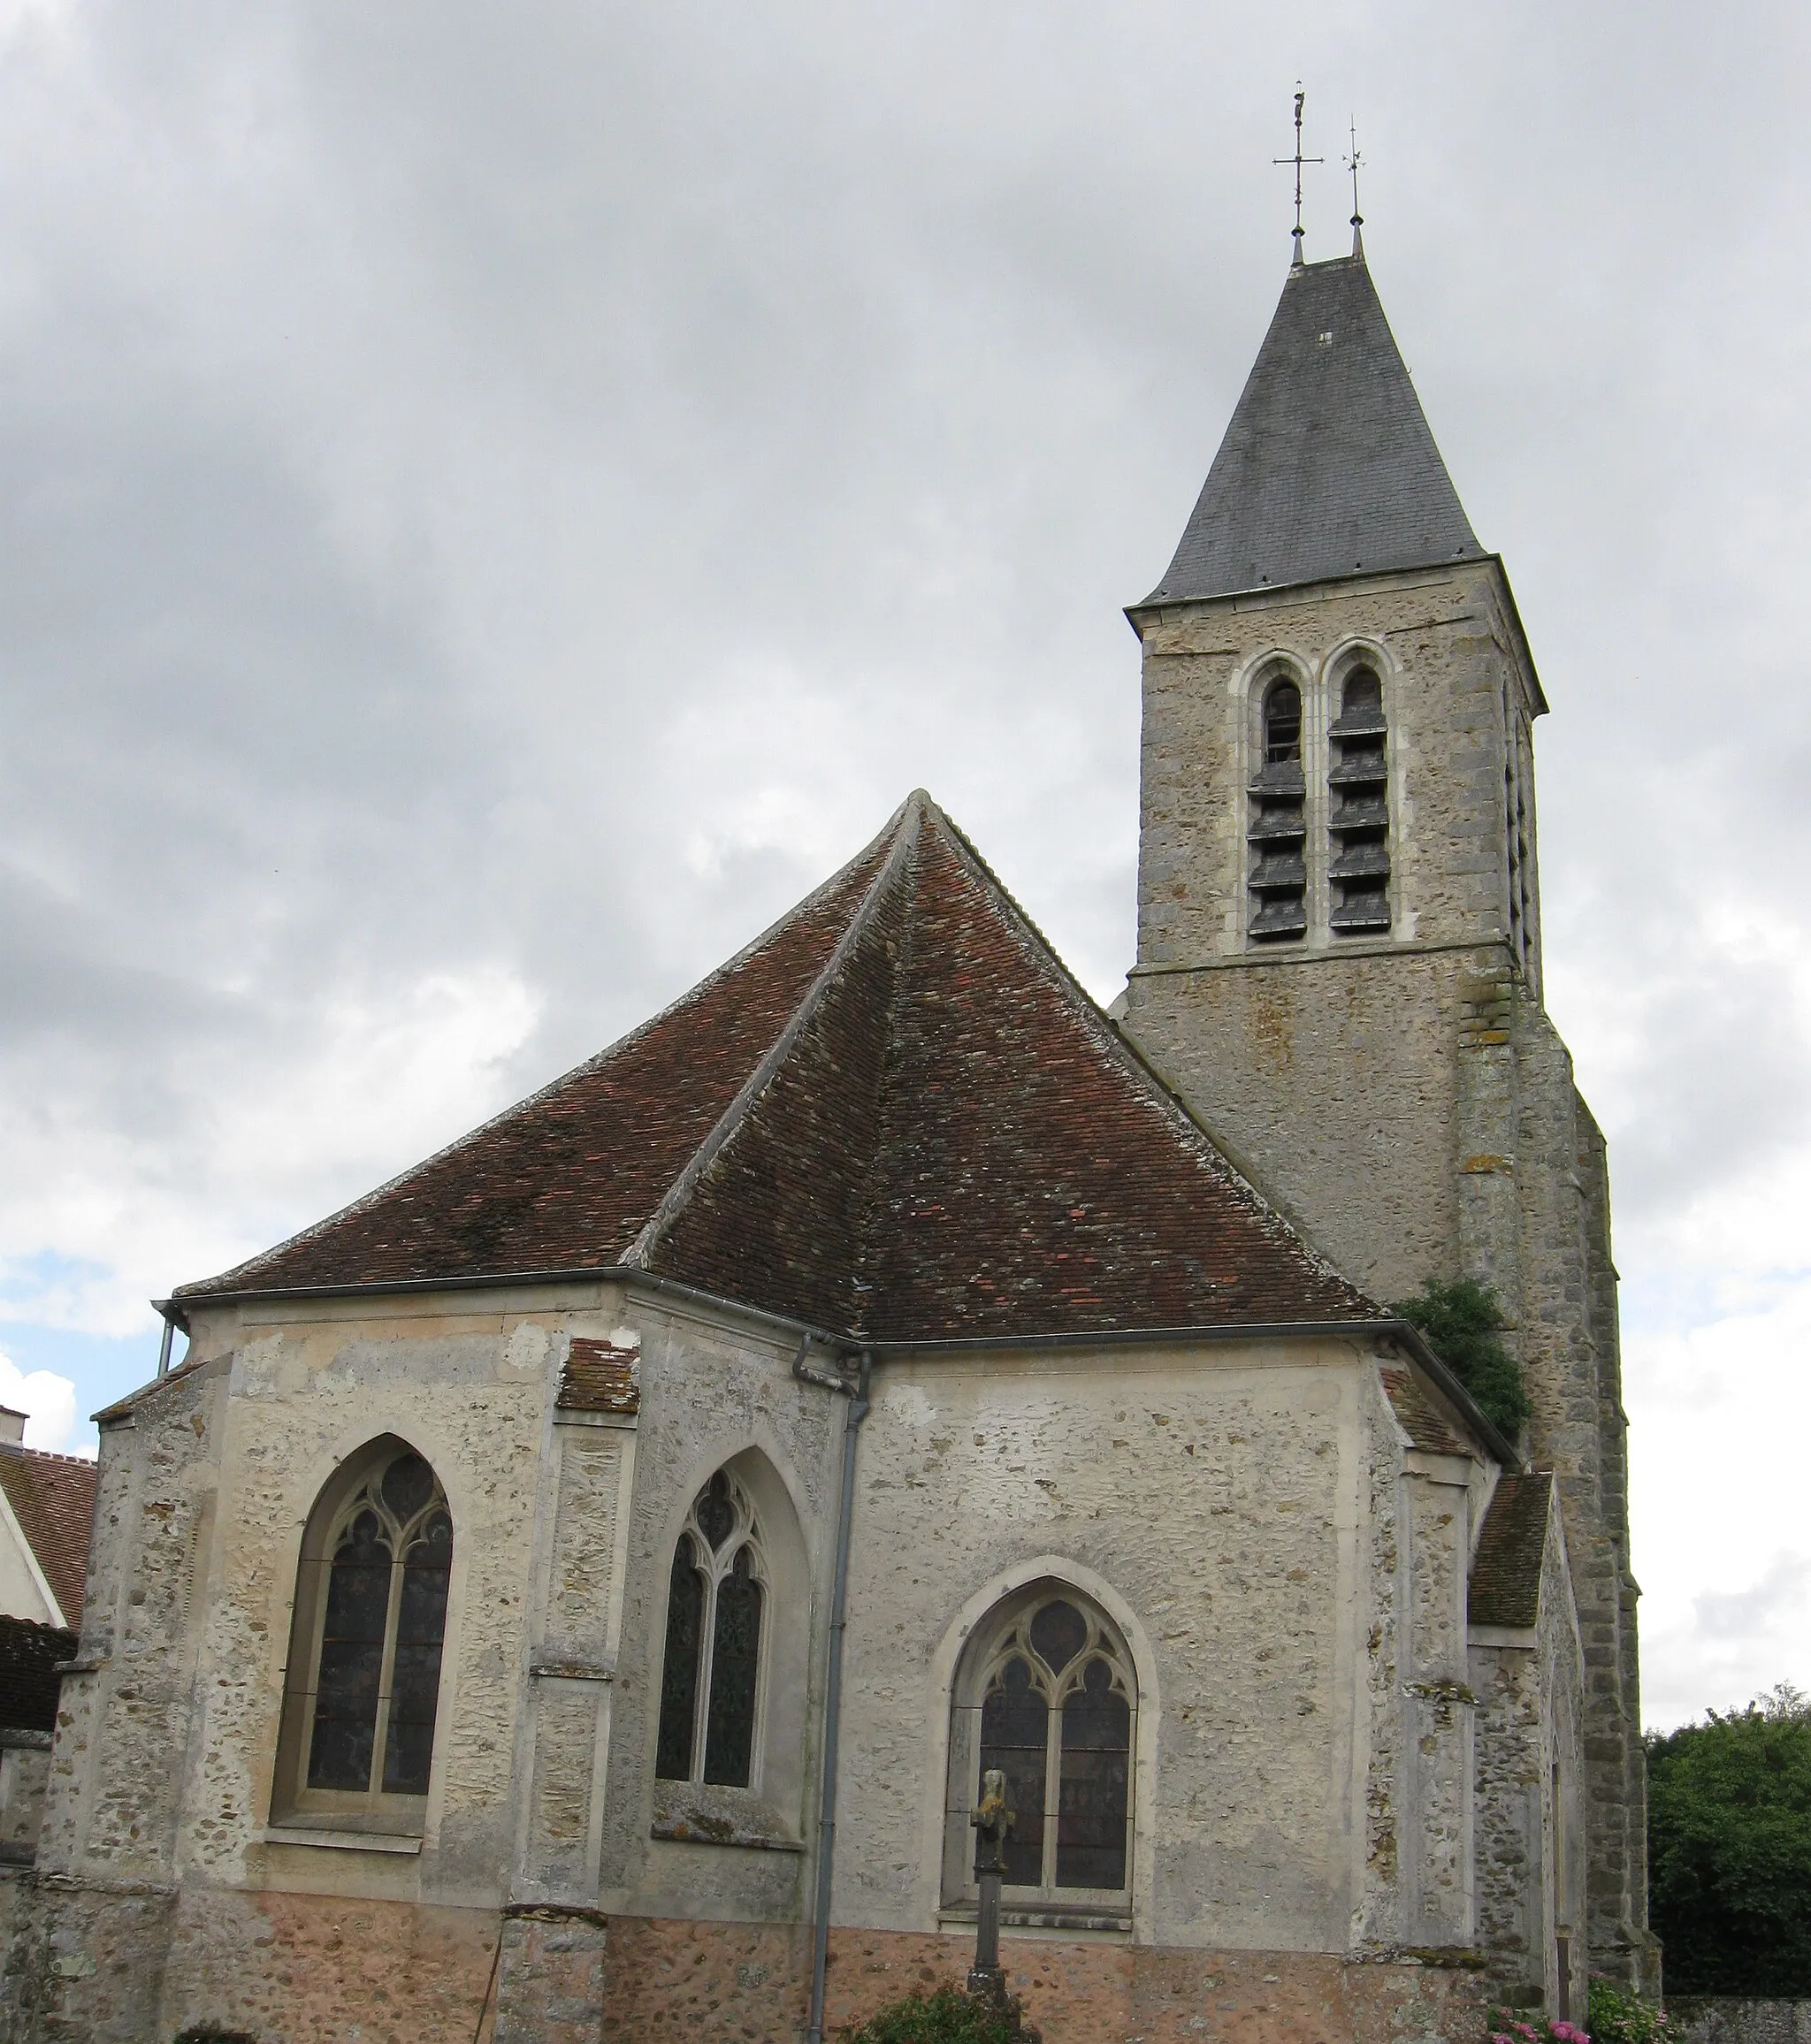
[1328,666,1391,934]
[1248,678,1308,941]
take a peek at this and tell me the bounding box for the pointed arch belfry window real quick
[1249,677,1308,941]
[655,1469,768,1789]
[273,1439,454,1833]
[1329,663,1391,933]
[951,1585,1136,1904]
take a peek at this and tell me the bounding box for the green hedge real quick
[1647,1684,1811,1994]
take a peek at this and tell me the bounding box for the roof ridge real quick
[917,800,1381,1320]
[621,794,925,1270]
[846,810,928,1328]
[178,800,916,1302]
[0,1444,97,1468]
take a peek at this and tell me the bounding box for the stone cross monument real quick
[967,1768,1012,1999]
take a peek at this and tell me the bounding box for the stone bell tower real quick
[1118,238,1657,1987]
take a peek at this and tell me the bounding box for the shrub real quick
[1392,1278,1532,1438]
[174,2029,258,2044]
[1587,1977,1670,2044]
[1487,2015,1591,2044]
[839,1983,1023,2044]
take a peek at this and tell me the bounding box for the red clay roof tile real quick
[178,793,1382,1345]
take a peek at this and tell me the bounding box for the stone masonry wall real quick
[1124,561,1648,1983]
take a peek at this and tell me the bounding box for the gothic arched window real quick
[273,1440,454,1832]
[1249,676,1308,942]
[1328,664,1391,933]
[953,1587,1136,1903]
[655,1469,768,1790]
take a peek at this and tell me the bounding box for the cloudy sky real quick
[2,0,1807,1729]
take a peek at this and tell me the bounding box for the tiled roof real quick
[178,793,1381,1346]
[0,1613,77,1734]
[0,1445,97,1628]
[1145,255,1480,605]
[1379,1366,1464,1456]
[1469,1471,1554,1630]
[558,1339,641,1415]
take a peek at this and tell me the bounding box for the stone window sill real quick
[650,1781,803,1853]
[262,1826,422,1856]
[938,1901,1131,1936]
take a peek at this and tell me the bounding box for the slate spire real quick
[1146,255,1480,605]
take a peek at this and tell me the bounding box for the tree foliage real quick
[1647,1683,1811,1994]
[1390,1278,1532,1438]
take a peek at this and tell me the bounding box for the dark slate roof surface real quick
[0,1445,97,1627]
[0,1614,76,1735]
[1148,255,1480,604]
[1469,1471,1554,1629]
[180,793,1381,1346]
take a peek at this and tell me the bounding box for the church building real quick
[0,227,1654,2043]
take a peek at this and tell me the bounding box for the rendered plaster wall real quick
[826,1337,1402,1955]
[599,1916,1493,2044]
[2,1282,620,2042]
[589,1297,844,1926]
[1402,1460,1476,1949]
[0,1517,58,1628]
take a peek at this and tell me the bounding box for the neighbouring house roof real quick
[1143,254,1480,605]
[0,1613,77,1735]
[0,1445,98,1628]
[176,791,1382,1347]
[1469,1471,1555,1629]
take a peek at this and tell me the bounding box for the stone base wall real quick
[2,1888,1499,2043]
[0,1881,498,2044]
[1670,2003,1811,2044]
[494,1908,607,2044]
[600,1918,1493,2044]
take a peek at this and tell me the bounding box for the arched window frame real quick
[271,1437,455,1836]
[1245,657,1313,944]
[946,1584,1138,1911]
[1326,645,1394,936]
[653,1468,771,1792]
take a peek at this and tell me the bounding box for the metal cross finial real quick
[1345,118,1365,259]
[1272,86,1324,266]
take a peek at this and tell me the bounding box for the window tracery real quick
[967,1590,1135,1898]
[655,1469,767,1789]
[1249,677,1309,941]
[274,1443,454,1827]
[1328,663,1391,933]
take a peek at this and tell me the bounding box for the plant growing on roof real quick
[1392,1278,1532,1439]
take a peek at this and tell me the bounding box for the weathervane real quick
[1345,118,1364,259]
[1273,87,1323,266]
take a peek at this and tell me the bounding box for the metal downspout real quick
[804,1346,872,2044]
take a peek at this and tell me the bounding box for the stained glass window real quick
[303,1449,453,1804]
[655,1538,707,1781]
[654,1468,768,1790]
[963,1590,1135,1901]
